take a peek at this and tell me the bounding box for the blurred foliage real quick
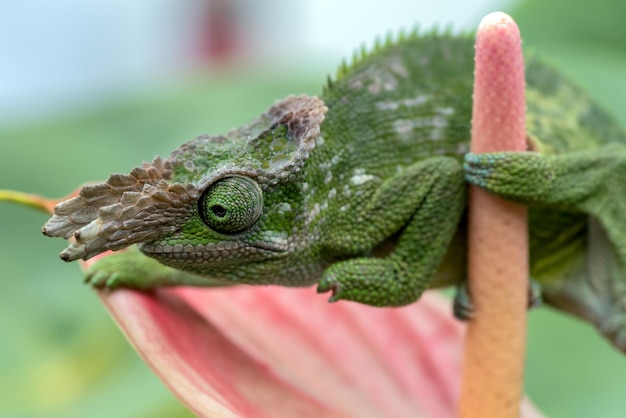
[1,0,626,417]
[513,0,626,132]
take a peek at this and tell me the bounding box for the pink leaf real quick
[99,284,464,418]
[91,270,545,417]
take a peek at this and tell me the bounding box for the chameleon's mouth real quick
[138,240,287,260]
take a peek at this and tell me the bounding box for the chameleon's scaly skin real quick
[42,32,626,351]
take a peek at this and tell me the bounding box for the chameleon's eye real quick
[199,176,263,234]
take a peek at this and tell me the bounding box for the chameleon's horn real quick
[42,157,197,261]
[43,157,172,239]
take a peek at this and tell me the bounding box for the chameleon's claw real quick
[453,282,474,321]
[316,277,342,302]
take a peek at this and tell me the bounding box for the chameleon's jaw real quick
[138,239,288,261]
[139,241,248,258]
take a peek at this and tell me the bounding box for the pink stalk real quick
[458,12,529,418]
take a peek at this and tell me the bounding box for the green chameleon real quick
[42,31,626,352]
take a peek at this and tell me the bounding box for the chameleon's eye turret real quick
[199,176,263,234]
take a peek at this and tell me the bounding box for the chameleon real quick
[42,30,626,352]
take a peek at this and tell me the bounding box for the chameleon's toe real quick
[317,274,370,304]
[453,282,474,321]
[83,254,137,290]
[317,268,371,304]
[463,152,501,189]
[317,275,343,302]
[85,269,120,289]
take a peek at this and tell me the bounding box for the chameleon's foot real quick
[317,258,421,307]
[453,279,542,321]
[84,250,156,290]
[84,246,232,290]
[86,269,123,289]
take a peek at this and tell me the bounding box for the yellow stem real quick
[0,189,55,214]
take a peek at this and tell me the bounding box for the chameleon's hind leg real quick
[547,218,626,351]
[465,144,626,351]
[317,156,466,307]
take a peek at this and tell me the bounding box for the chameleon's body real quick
[43,32,626,351]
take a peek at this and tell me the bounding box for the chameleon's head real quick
[42,95,327,281]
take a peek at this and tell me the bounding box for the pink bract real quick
[90,252,543,417]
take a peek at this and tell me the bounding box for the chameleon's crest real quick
[251,94,327,181]
[42,95,327,262]
[330,27,471,85]
[169,95,327,187]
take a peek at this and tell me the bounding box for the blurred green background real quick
[1,1,625,417]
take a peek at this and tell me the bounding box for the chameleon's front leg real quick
[464,144,626,262]
[465,144,626,351]
[86,246,229,289]
[317,157,466,306]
